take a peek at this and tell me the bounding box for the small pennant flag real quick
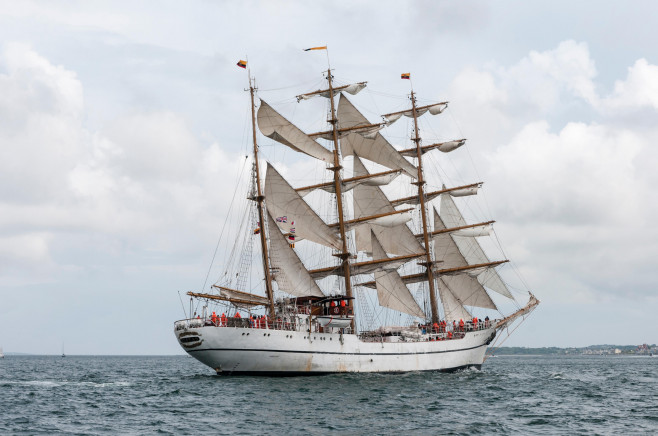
[401,73,410,80]
[237,60,247,69]
[303,46,327,51]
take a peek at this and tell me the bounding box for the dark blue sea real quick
[0,354,656,435]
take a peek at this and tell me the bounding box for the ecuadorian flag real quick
[401,73,411,80]
[303,46,327,51]
[237,60,247,69]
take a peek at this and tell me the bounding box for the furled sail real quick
[265,163,342,250]
[338,95,417,178]
[257,100,333,162]
[371,231,425,318]
[391,183,481,207]
[352,156,424,256]
[399,139,466,156]
[296,170,400,197]
[297,82,367,101]
[266,211,324,298]
[308,254,420,280]
[438,278,472,322]
[383,103,448,125]
[439,194,513,298]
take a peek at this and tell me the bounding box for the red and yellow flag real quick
[237,60,247,69]
[303,46,327,51]
[401,73,410,80]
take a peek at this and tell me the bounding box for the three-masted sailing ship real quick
[174,57,538,374]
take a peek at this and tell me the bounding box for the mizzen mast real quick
[247,76,276,316]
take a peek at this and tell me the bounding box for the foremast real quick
[248,77,276,316]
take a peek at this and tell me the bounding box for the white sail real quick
[265,163,342,250]
[383,103,448,125]
[309,255,418,280]
[297,170,400,197]
[452,223,493,237]
[440,194,513,299]
[257,100,333,163]
[440,274,497,310]
[338,95,418,178]
[297,82,367,100]
[432,208,469,269]
[449,186,480,197]
[353,156,424,255]
[400,140,466,157]
[438,278,472,322]
[371,232,425,318]
[267,211,325,298]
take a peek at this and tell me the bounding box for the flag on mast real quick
[401,73,410,79]
[237,60,247,69]
[303,46,327,51]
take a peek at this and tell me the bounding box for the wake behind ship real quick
[175,55,538,374]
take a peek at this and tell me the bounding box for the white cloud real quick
[0,43,247,289]
[440,41,658,303]
[603,58,658,110]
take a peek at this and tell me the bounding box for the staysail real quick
[338,95,417,178]
[352,156,424,256]
[257,100,333,162]
[264,163,342,250]
[439,194,513,298]
[370,231,425,318]
[266,211,324,298]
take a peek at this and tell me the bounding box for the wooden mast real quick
[248,76,276,317]
[410,90,440,324]
[326,69,354,315]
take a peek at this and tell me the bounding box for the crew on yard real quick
[459,319,464,332]
[211,311,217,325]
[485,316,490,327]
[472,317,478,330]
[235,312,241,319]
[220,313,227,326]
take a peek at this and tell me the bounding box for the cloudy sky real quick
[1,1,657,354]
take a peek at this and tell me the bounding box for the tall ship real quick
[174,54,538,374]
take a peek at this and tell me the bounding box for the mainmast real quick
[248,77,276,316]
[326,69,353,307]
[410,90,440,324]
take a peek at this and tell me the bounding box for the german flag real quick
[303,46,327,51]
[401,73,410,80]
[237,60,247,69]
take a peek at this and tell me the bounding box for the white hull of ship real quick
[176,325,496,374]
